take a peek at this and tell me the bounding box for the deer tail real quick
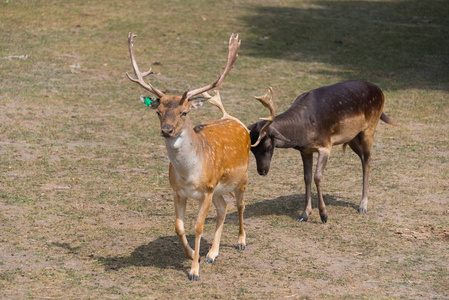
[380,112,396,126]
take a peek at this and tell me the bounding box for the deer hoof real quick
[188,273,199,281]
[205,258,214,264]
[358,207,367,214]
[238,244,246,251]
[321,214,328,223]
[298,216,308,222]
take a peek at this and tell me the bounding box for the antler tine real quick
[252,87,275,147]
[256,87,275,121]
[202,91,230,119]
[141,68,154,77]
[126,32,166,98]
[186,33,241,99]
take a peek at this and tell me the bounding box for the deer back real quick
[193,118,251,190]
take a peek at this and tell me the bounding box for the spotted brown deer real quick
[248,81,395,223]
[126,33,270,281]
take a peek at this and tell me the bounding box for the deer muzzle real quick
[161,124,175,138]
[258,168,269,176]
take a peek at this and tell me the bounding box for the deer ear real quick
[248,121,263,133]
[247,123,257,132]
[140,95,160,109]
[149,99,160,109]
[188,98,206,109]
[269,127,290,143]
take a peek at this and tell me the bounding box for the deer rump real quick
[248,80,395,222]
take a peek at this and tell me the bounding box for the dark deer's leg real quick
[314,148,330,223]
[348,132,373,214]
[299,152,313,222]
[359,151,371,213]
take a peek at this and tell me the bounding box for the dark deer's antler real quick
[252,87,275,147]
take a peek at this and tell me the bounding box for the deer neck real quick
[164,119,203,176]
[273,110,309,148]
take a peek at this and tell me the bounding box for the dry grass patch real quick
[1,0,448,299]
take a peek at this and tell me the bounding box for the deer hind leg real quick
[205,194,228,264]
[298,151,313,222]
[314,148,330,223]
[174,192,194,260]
[234,185,246,251]
[348,131,373,213]
[188,193,213,281]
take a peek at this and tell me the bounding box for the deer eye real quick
[263,139,273,151]
[181,111,188,117]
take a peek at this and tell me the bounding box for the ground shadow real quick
[93,194,357,271]
[240,0,449,90]
[91,194,356,270]
[224,193,359,223]
[53,194,357,272]
[93,235,214,272]
[52,242,82,255]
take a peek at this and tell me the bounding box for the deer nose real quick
[161,124,174,137]
[258,169,268,176]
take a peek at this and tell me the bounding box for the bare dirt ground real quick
[1,0,448,299]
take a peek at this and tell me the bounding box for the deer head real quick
[126,32,241,138]
[248,87,289,175]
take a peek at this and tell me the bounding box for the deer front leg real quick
[299,152,313,222]
[205,194,227,263]
[174,192,194,260]
[189,193,213,281]
[314,148,330,223]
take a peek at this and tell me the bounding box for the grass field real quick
[1,0,448,299]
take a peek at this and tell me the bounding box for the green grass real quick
[1,0,448,299]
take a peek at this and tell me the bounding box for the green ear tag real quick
[144,97,153,107]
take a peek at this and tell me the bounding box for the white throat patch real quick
[165,131,185,149]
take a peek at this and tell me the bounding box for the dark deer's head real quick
[248,88,289,175]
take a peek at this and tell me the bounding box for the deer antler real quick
[202,91,248,131]
[126,32,166,98]
[252,87,275,147]
[186,34,241,99]
[202,91,231,119]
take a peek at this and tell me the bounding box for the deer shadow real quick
[224,193,359,224]
[93,235,216,272]
[92,235,240,272]
[84,194,357,272]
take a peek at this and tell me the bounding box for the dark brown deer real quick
[248,81,395,223]
[126,33,272,281]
